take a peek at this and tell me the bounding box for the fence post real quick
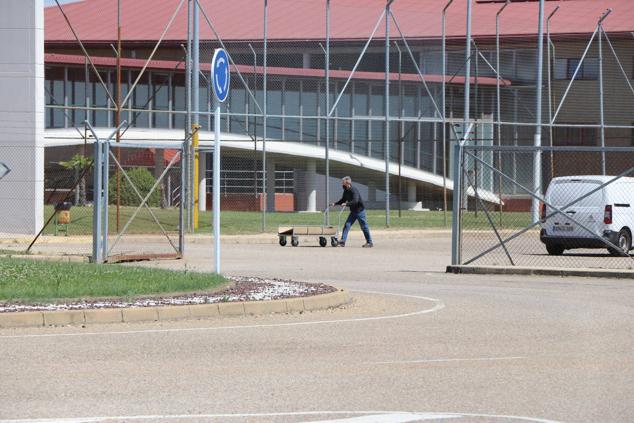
[325,0,331,225]
[532,0,545,223]
[442,0,454,227]
[385,0,393,227]
[92,137,103,263]
[193,0,201,228]
[451,143,462,265]
[262,0,268,231]
[185,0,193,232]
[597,9,612,176]
[496,1,510,226]
[102,139,109,261]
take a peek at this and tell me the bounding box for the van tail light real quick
[604,205,613,225]
[540,202,546,222]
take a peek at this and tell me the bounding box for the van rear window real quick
[549,181,603,207]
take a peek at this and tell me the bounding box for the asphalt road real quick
[1,230,633,423]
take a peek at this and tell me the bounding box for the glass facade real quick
[44,62,501,178]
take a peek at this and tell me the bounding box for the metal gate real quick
[89,123,185,263]
[452,145,634,270]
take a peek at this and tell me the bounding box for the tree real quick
[59,154,91,206]
[109,167,161,207]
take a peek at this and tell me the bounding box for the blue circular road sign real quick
[212,48,230,103]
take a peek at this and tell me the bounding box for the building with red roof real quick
[41,0,634,211]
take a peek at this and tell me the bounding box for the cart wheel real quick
[291,236,299,247]
[330,237,339,247]
[319,237,327,247]
[279,236,287,247]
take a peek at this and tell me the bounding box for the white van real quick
[540,176,634,256]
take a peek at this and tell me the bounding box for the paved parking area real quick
[0,230,633,422]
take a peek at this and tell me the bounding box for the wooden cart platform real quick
[277,206,344,247]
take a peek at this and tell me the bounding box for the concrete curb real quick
[446,265,634,279]
[0,290,349,329]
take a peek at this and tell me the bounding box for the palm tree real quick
[59,154,92,206]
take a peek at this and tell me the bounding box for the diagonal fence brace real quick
[462,149,634,265]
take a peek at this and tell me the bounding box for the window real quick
[554,125,597,146]
[151,73,170,129]
[555,58,599,80]
[45,66,65,128]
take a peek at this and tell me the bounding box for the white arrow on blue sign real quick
[0,162,10,180]
[211,48,230,103]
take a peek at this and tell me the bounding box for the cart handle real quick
[323,204,346,227]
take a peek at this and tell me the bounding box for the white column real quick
[407,181,417,203]
[0,0,44,235]
[305,160,317,212]
[266,159,275,212]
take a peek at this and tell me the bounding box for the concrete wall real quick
[0,0,44,234]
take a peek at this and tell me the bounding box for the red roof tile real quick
[45,0,634,44]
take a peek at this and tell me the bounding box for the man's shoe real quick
[362,243,374,248]
[339,242,346,247]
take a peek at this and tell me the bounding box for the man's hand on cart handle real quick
[331,202,346,207]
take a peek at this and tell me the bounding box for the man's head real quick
[342,176,352,189]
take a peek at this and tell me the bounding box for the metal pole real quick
[248,43,258,199]
[193,125,200,229]
[395,41,402,218]
[214,103,221,273]
[385,0,394,227]
[115,0,122,232]
[531,0,545,223]
[92,137,103,263]
[547,5,559,180]
[473,39,479,218]
[325,0,331,224]
[441,0,453,227]
[262,0,268,231]
[102,140,110,261]
[185,0,193,231]
[193,0,200,229]
[452,0,472,265]
[598,9,612,176]
[463,0,472,142]
[193,2,200,127]
[496,1,509,226]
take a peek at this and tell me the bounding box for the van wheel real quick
[546,244,565,256]
[608,229,631,256]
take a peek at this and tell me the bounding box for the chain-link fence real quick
[2,0,628,265]
[455,145,634,270]
[20,145,95,257]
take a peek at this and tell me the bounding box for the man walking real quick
[331,176,373,248]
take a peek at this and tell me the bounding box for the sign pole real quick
[214,103,221,273]
[211,48,229,275]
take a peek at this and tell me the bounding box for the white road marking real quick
[0,290,445,340]
[301,412,460,422]
[368,356,528,365]
[0,410,563,423]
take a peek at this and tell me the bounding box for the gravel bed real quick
[0,276,337,313]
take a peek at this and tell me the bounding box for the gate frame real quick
[452,144,634,267]
[89,122,187,264]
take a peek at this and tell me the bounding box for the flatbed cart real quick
[278,205,345,247]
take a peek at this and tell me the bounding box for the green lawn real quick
[0,257,225,303]
[41,205,533,236]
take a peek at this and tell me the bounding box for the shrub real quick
[108,167,161,207]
